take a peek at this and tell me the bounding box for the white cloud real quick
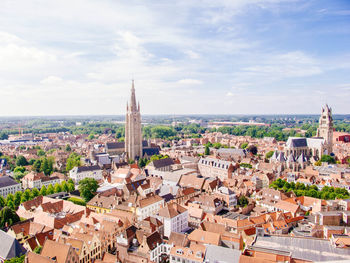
[177,79,203,85]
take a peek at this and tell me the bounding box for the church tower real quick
[125,80,143,160]
[316,104,333,154]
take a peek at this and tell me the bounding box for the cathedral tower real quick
[125,80,142,160]
[316,104,333,154]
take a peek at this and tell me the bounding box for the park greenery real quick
[270,178,350,200]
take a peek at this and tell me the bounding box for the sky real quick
[0,0,350,116]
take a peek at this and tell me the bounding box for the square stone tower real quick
[316,104,333,154]
[125,80,143,160]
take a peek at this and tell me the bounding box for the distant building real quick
[0,176,22,198]
[69,165,102,183]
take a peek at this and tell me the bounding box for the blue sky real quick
[0,0,349,115]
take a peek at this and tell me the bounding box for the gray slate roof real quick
[0,176,20,188]
[0,230,26,260]
[151,158,174,168]
[76,165,101,173]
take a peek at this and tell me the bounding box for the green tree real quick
[40,185,47,196]
[0,196,5,208]
[61,181,69,192]
[21,189,32,203]
[14,192,22,207]
[68,183,75,192]
[320,155,336,164]
[32,188,40,198]
[204,145,210,155]
[237,196,249,207]
[16,155,28,166]
[88,133,95,140]
[33,159,42,172]
[33,245,42,254]
[66,153,81,172]
[240,142,248,149]
[0,206,20,228]
[47,184,54,195]
[65,144,72,152]
[265,151,274,159]
[54,183,62,193]
[37,149,46,157]
[4,254,25,263]
[78,178,99,202]
[0,131,8,140]
[6,194,14,206]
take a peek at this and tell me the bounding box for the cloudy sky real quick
[0,0,350,116]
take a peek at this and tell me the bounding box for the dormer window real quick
[176,249,184,255]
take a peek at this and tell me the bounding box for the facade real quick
[136,195,165,221]
[198,157,237,180]
[125,80,143,160]
[316,104,333,154]
[69,165,103,183]
[157,203,188,238]
[0,176,22,198]
[22,172,62,189]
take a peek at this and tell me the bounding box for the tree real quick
[14,192,22,207]
[237,196,249,207]
[40,185,47,196]
[21,189,32,203]
[88,133,95,140]
[0,131,8,140]
[320,155,336,164]
[33,245,42,254]
[54,183,62,193]
[68,183,75,192]
[0,196,6,208]
[66,153,81,172]
[0,206,20,228]
[4,255,25,263]
[79,178,99,202]
[37,149,46,157]
[65,144,72,152]
[61,181,69,192]
[6,194,14,206]
[47,184,54,195]
[265,151,274,159]
[204,145,210,155]
[16,156,28,166]
[32,188,40,198]
[247,145,258,155]
[240,142,248,149]
[33,159,42,172]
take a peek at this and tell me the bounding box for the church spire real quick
[130,80,137,111]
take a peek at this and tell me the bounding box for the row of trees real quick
[270,178,350,200]
[0,179,75,211]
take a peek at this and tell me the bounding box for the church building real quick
[271,105,334,170]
